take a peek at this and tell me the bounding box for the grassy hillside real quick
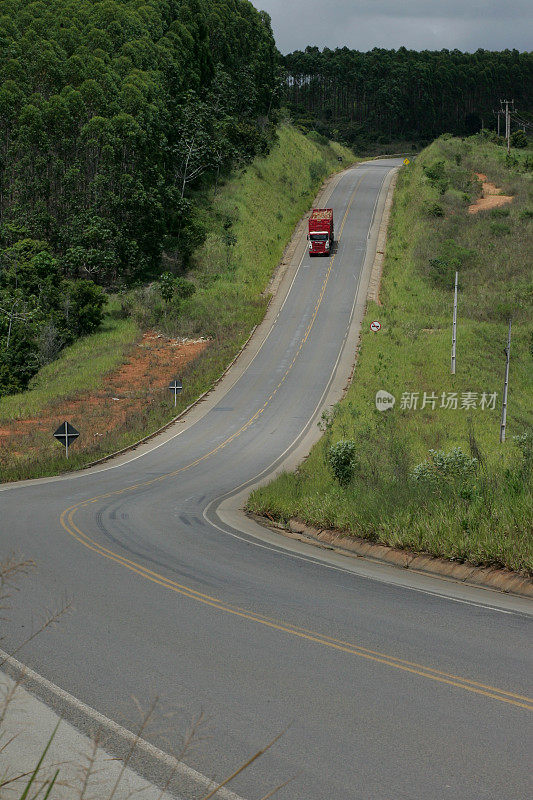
[0,125,355,481]
[0,300,138,423]
[125,125,354,341]
[249,134,533,574]
[0,0,280,396]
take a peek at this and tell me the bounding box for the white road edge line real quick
[0,646,246,800]
[0,171,360,491]
[201,166,523,617]
[209,519,518,616]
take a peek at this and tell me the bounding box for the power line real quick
[511,113,533,130]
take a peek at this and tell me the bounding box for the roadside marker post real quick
[451,271,458,374]
[53,421,80,459]
[370,320,381,332]
[168,378,183,407]
[500,319,512,443]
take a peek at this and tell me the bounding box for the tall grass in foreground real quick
[0,558,292,799]
[249,134,533,573]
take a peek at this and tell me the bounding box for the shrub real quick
[62,279,106,338]
[174,277,196,300]
[307,130,330,146]
[428,239,474,288]
[327,439,357,487]
[309,159,326,183]
[411,447,478,495]
[423,160,449,194]
[443,188,468,209]
[158,273,196,303]
[159,272,176,302]
[489,221,511,236]
[510,129,528,148]
[425,202,444,217]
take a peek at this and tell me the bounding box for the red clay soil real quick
[0,332,208,464]
[468,173,514,214]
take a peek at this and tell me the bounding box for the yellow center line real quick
[61,507,533,710]
[58,170,533,713]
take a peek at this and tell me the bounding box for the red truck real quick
[308,208,334,256]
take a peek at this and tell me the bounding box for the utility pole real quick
[451,271,458,375]
[500,99,515,153]
[500,319,512,443]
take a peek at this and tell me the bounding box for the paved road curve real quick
[1,161,532,800]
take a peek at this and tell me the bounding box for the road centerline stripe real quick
[57,168,531,714]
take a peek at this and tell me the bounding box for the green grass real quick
[248,134,533,574]
[0,300,139,422]
[0,125,356,481]
[128,124,355,341]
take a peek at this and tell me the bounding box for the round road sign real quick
[403,158,410,165]
[370,320,381,332]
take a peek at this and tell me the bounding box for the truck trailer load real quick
[308,208,334,256]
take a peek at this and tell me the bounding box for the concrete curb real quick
[367,169,399,303]
[0,673,178,800]
[0,648,244,800]
[244,162,533,602]
[251,515,533,599]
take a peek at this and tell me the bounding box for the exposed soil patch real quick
[468,173,513,214]
[0,332,208,463]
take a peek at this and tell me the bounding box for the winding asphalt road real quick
[1,160,532,800]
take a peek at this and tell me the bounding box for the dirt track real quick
[0,332,208,462]
[468,172,513,213]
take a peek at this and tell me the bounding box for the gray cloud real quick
[254,1,532,53]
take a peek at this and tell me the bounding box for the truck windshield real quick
[310,233,328,241]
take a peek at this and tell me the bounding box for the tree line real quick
[0,0,279,394]
[283,47,533,148]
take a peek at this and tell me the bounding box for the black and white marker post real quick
[451,270,458,375]
[168,378,183,407]
[500,319,512,443]
[53,421,80,459]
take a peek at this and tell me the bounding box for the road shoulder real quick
[252,515,533,598]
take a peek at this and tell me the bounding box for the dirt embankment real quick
[0,332,208,461]
[468,173,513,214]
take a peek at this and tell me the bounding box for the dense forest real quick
[1,3,532,398]
[0,0,279,394]
[284,47,533,149]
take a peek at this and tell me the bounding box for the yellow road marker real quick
[59,169,532,713]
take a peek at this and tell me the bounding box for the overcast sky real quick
[252,1,532,54]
